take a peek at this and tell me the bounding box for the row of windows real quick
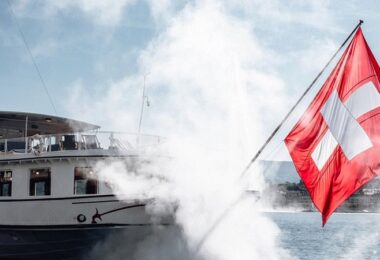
[0,167,100,197]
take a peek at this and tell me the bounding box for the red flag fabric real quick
[285,28,380,225]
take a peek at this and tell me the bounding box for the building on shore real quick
[261,160,380,213]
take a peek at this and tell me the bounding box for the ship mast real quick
[137,73,149,147]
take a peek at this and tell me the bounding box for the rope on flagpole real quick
[194,20,364,254]
[239,19,363,178]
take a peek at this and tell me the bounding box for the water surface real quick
[268,212,380,260]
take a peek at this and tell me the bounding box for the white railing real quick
[0,131,164,155]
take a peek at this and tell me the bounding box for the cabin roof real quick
[0,111,99,138]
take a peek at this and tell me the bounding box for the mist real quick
[68,0,295,259]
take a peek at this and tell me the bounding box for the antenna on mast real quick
[137,72,150,147]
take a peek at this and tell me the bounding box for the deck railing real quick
[0,131,163,155]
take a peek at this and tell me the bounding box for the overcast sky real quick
[1,0,380,161]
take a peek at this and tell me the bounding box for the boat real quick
[0,111,169,259]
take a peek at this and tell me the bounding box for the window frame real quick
[0,170,12,197]
[74,167,98,195]
[30,168,51,196]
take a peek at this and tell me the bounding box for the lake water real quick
[268,212,380,260]
[88,212,380,260]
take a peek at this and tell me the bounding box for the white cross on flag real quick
[285,28,380,225]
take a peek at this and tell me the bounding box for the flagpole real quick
[193,20,365,254]
[239,19,364,178]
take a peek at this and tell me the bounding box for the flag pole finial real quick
[359,19,364,25]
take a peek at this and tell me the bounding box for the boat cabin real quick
[0,111,101,154]
[0,111,145,200]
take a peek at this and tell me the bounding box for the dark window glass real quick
[62,135,77,150]
[0,171,12,196]
[30,168,51,196]
[74,167,98,195]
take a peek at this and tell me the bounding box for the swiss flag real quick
[285,28,380,225]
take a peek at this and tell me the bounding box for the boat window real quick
[48,136,61,152]
[82,135,99,149]
[30,168,51,196]
[74,167,98,195]
[62,135,77,150]
[0,170,12,196]
[7,141,26,153]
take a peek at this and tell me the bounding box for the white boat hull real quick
[0,196,170,259]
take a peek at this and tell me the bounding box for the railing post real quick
[110,132,115,148]
[78,133,81,150]
[24,115,28,154]
[25,137,28,154]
